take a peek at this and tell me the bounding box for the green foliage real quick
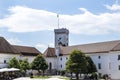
[8,57,30,75]
[66,50,97,80]
[31,54,48,75]
[20,58,30,73]
[86,56,97,74]
[8,57,20,68]
[90,72,98,79]
[66,50,87,73]
[60,70,66,76]
[102,74,108,79]
[66,50,87,79]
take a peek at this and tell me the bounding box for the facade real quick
[44,28,120,79]
[0,37,41,68]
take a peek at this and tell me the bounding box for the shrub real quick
[60,70,66,76]
[103,74,108,79]
[90,73,98,80]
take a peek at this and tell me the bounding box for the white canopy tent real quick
[0,68,20,72]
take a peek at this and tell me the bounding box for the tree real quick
[31,54,48,76]
[8,57,20,68]
[86,56,97,74]
[20,59,30,75]
[66,50,87,80]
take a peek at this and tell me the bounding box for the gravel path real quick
[14,76,65,80]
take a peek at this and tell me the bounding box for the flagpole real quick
[57,14,59,29]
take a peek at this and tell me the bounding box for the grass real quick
[33,76,51,79]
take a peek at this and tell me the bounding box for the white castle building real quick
[44,28,120,79]
[0,37,41,68]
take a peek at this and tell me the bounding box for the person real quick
[30,72,33,78]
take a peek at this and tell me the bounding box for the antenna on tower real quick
[57,14,59,29]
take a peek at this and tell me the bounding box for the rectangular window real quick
[118,55,120,60]
[119,65,120,70]
[61,65,62,68]
[98,56,101,59]
[60,58,62,61]
[4,60,6,63]
[98,63,101,69]
[109,63,111,69]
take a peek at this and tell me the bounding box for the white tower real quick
[54,28,69,48]
[54,28,69,70]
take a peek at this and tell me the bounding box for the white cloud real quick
[7,38,22,45]
[105,4,120,11]
[35,44,47,53]
[35,43,54,53]
[0,5,120,35]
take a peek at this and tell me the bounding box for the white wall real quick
[87,52,120,79]
[21,55,36,63]
[45,57,57,70]
[45,51,120,79]
[88,53,110,75]
[0,53,20,68]
[108,51,120,79]
[58,55,69,70]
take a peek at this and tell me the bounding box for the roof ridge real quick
[66,40,120,48]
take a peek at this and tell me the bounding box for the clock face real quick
[58,37,61,41]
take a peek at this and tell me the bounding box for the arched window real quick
[49,62,52,70]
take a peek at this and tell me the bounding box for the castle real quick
[44,28,120,79]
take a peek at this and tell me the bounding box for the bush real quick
[60,70,66,76]
[90,73,98,80]
[103,74,108,79]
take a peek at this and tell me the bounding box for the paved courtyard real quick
[14,76,66,80]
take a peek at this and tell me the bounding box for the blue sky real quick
[0,0,120,52]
